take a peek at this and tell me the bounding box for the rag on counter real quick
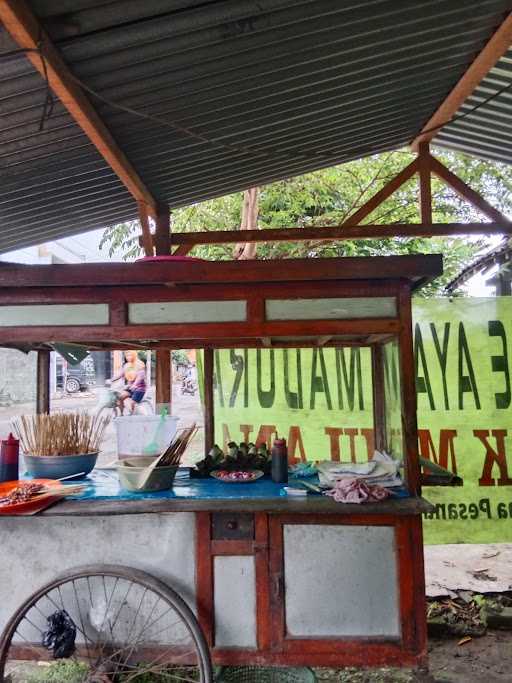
[325,478,391,504]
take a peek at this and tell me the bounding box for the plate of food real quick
[210,470,264,483]
[0,479,81,515]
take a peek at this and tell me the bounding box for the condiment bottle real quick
[0,433,19,483]
[271,437,288,484]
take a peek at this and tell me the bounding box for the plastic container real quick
[113,415,179,458]
[23,452,98,480]
[116,456,178,492]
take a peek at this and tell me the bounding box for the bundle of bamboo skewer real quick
[12,412,110,456]
[156,423,198,468]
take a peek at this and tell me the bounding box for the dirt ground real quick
[314,630,512,682]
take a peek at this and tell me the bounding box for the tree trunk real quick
[233,187,259,259]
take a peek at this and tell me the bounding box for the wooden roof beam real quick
[343,158,418,225]
[0,0,157,251]
[429,155,511,224]
[411,12,512,151]
[168,222,511,250]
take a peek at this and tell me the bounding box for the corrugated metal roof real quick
[434,48,512,164]
[0,0,510,252]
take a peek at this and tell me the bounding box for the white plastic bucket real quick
[113,415,179,458]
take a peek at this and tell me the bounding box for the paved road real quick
[0,382,205,467]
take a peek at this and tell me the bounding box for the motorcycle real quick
[181,376,197,396]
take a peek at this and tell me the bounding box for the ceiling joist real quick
[411,12,512,150]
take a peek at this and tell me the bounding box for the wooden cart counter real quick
[35,471,433,516]
[42,492,432,516]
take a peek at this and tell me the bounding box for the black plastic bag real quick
[42,609,77,659]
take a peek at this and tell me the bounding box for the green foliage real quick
[171,349,189,366]
[24,660,199,683]
[26,659,88,683]
[100,147,512,295]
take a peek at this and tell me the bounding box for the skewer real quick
[12,412,109,457]
[0,483,87,506]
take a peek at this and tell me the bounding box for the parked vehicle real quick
[56,356,96,393]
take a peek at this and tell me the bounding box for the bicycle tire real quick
[0,564,213,682]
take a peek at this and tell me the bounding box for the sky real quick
[0,228,121,265]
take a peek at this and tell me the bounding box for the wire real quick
[417,79,512,141]
[65,60,512,160]
[2,43,512,158]
[37,34,55,132]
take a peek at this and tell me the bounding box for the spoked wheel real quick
[0,565,212,682]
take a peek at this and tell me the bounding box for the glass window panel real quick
[0,304,108,326]
[266,297,396,320]
[129,300,246,324]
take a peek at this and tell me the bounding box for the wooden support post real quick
[155,349,171,414]
[154,203,172,412]
[153,203,171,256]
[417,143,432,225]
[36,349,50,414]
[195,512,214,647]
[203,348,214,456]
[398,284,421,496]
[371,344,386,453]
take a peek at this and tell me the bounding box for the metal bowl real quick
[23,452,98,480]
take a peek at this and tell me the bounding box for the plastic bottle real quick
[271,438,288,484]
[0,433,19,482]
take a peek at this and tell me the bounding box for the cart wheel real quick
[0,564,212,682]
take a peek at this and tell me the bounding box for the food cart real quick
[0,253,441,670]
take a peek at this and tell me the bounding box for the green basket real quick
[216,666,316,683]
